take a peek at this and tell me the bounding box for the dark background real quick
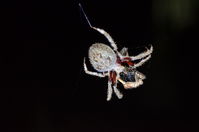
[1,0,199,131]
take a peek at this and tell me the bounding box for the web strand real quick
[79,3,92,27]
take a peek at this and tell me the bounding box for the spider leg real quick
[133,55,151,68]
[113,81,123,99]
[91,27,123,58]
[91,27,117,50]
[130,45,153,60]
[120,47,129,56]
[107,80,113,101]
[83,58,106,77]
[109,71,123,100]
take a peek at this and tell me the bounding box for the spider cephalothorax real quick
[80,3,153,101]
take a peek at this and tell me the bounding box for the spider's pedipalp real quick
[109,71,123,99]
[130,45,153,60]
[83,58,106,77]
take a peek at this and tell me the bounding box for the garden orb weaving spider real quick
[80,3,153,101]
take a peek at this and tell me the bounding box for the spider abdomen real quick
[89,43,117,72]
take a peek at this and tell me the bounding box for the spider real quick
[79,3,153,101]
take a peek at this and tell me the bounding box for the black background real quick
[1,0,199,131]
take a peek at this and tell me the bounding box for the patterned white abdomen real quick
[89,43,117,72]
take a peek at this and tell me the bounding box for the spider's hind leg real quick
[113,83,123,99]
[130,45,153,61]
[91,27,123,58]
[109,71,123,100]
[107,80,113,101]
[91,27,118,51]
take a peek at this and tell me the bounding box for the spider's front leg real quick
[130,45,153,61]
[83,58,107,77]
[133,54,151,68]
[120,47,129,56]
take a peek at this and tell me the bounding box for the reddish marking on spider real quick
[117,57,134,66]
[110,71,117,84]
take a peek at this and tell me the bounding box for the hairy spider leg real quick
[83,58,107,77]
[120,47,129,56]
[91,27,118,51]
[113,84,123,99]
[130,45,153,61]
[134,55,151,68]
[107,80,113,101]
[110,71,123,99]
